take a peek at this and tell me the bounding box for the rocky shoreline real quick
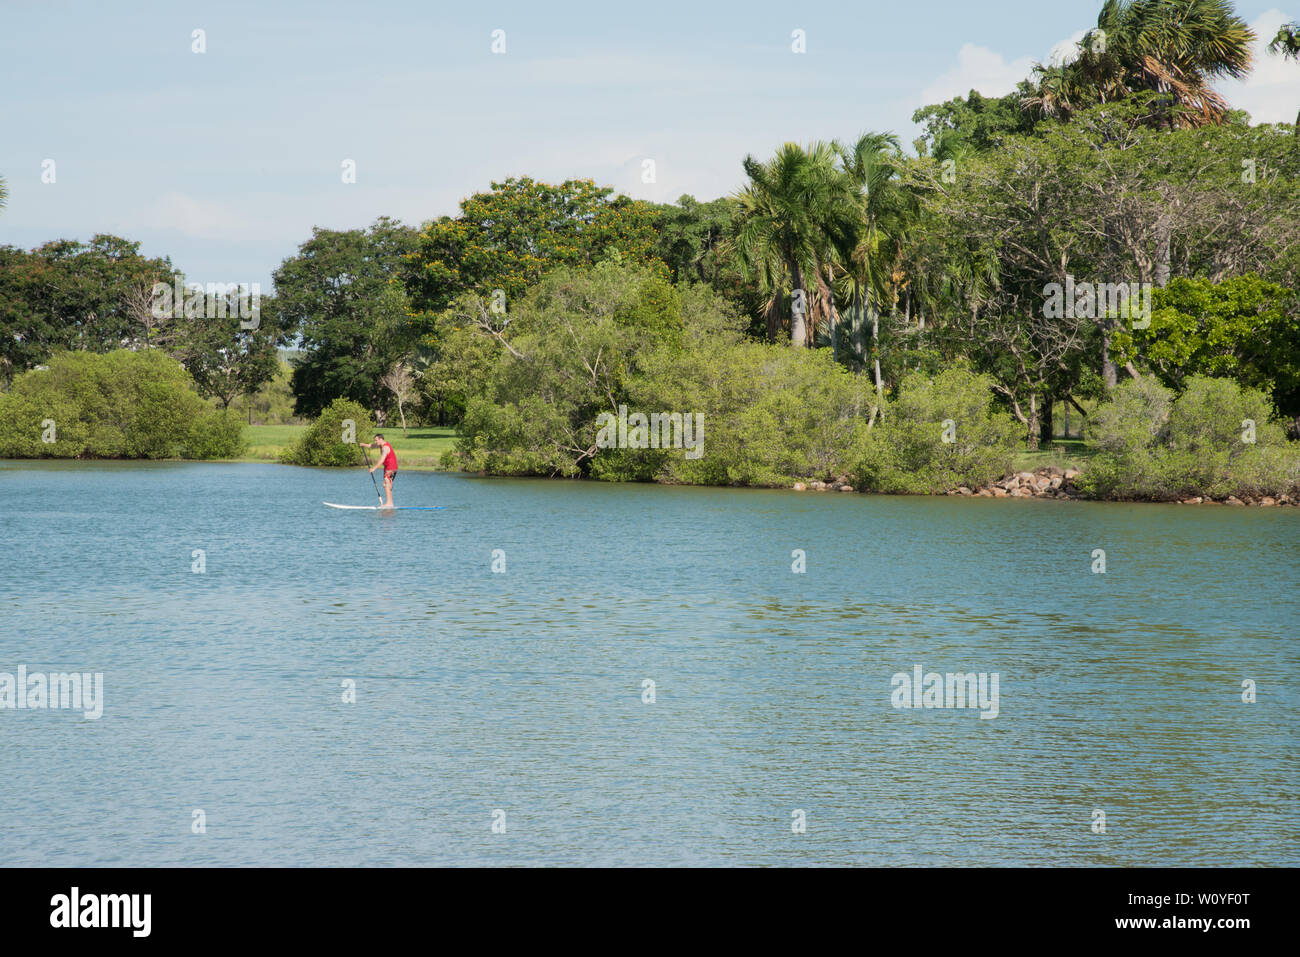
[792,466,1297,506]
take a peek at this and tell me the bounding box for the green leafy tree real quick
[911,87,1040,158]
[407,178,661,315]
[1080,375,1300,499]
[280,397,374,466]
[0,349,244,459]
[173,290,285,409]
[0,236,175,381]
[447,262,684,477]
[920,101,1299,444]
[1113,275,1300,429]
[647,195,765,334]
[274,217,419,420]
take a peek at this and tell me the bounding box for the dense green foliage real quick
[440,263,1020,490]
[1079,376,1300,499]
[0,350,245,459]
[228,358,300,425]
[407,178,662,315]
[444,261,877,485]
[1114,275,1300,426]
[274,218,419,420]
[911,88,1039,159]
[852,370,1021,493]
[280,397,374,467]
[0,236,175,384]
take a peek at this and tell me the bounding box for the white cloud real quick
[919,44,1037,104]
[134,192,253,240]
[919,32,1087,105]
[1048,30,1089,67]
[1217,9,1300,125]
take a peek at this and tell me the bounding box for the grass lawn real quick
[240,425,459,469]
[1011,438,1097,474]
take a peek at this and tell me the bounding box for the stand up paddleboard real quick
[323,502,446,511]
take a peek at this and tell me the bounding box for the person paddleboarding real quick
[362,433,398,508]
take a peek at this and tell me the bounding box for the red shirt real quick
[379,442,397,471]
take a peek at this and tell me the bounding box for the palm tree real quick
[1269,21,1300,129]
[1269,20,1300,56]
[1027,0,1255,128]
[833,133,916,395]
[0,175,7,214]
[730,142,856,347]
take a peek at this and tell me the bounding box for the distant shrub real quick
[629,342,873,487]
[184,409,247,459]
[0,349,246,459]
[1086,376,1174,455]
[280,397,373,466]
[1079,375,1300,500]
[851,369,1020,493]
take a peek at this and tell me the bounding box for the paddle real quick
[358,441,384,504]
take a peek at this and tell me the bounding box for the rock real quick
[834,475,849,487]
[1015,471,1035,485]
[809,480,825,491]
[991,486,1008,497]
[793,482,806,491]
[957,487,972,495]
[1225,496,1245,506]
[1049,476,1062,489]
[976,488,992,497]
[1063,468,1081,480]
[1034,478,1052,491]
[1009,487,1030,497]
[1180,497,1203,505]
[1260,497,1276,506]
[838,484,853,492]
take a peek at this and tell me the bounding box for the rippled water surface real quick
[1,461,1296,866]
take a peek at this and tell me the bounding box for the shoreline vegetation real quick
[3,6,1299,507]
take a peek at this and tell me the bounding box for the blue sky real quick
[2,0,1296,291]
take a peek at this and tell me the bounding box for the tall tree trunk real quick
[790,262,806,348]
[1039,396,1053,447]
[1102,325,1118,391]
[1154,217,1172,289]
[870,305,881,395]
[850,282,863,370]
[1026,393,1040,451]
[764,293,783,343]
[830,292,838,360]
[398,398,408,436]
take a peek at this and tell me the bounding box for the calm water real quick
[0,460,1296,866]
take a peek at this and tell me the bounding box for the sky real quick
[2,0,1297,292]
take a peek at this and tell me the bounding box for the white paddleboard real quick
[323,502,446,511]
